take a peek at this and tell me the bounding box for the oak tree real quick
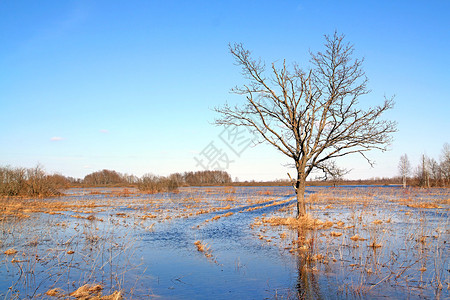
[215,33,397,216]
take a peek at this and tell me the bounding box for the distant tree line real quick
[398,143,450,187]
[0,166,233,197]
[81,169,231,187]
[6,148,448,198]
[179,170,232,185]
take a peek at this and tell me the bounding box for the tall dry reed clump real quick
[0,165,67,197]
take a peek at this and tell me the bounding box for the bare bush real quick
[183,170,232,185]
[0,165,63,197]
[83,169,126,186]
[46,174,70,189]
[137,174,179,193]
[0,166,26,196]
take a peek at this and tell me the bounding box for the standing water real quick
[0,186,448,299]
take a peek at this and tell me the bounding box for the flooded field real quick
[0,186,448,299]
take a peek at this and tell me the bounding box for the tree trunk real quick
[296,176,306,217]
[403,176,406,188]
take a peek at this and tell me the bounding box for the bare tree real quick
[215,32,397,217]
[440,143,450,186]
[0,165,63,197]
[317,160,350,187]
[398,154,411,188]
[428,157,441,186]
[416,154,430,188]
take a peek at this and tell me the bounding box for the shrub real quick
[137,174,179,193]
[0,165,63,197]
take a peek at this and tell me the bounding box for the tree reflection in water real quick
[295,228,323,300]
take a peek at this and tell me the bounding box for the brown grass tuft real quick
[102,291,123,300]
[4,248,17,255]
[308,193,320,203]
[194,240,207,252]
[224,186,236,194]
[407,203,442,209]
[45,288,63,296]
[194,240,212,258]
[350,234,367,241]
[330,231,343,237]
[368,241,382,248]
[262,214,332,230]
[70,284,103,298]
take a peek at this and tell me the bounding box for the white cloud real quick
[50,137,64,141]
[100,129,109,134]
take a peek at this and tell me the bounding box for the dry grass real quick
[4,248,18,255]
[208,212,234,222]
[72,214,103,221]
[350,234,367,241]
[194,240,208,252]
[261,214,333,230]
[224,186,236,194]
[407,203,442,209]
[194,240,213,259]
[0,198,110,221]
[240,198,291,213]
[368,241,382,248]
[66,284,122,299]
[307,193,320,203]
[330,231,343,237]
[141,214,157,220]
[70,284,103,298]
[45,288,63,296]
[257,189,273,196]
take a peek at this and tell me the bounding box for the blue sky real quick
[1,1,449,181]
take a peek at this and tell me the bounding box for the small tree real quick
[215,32,397,217]
[428,158,441,186]
[440,143,450,186]
[416,154,430,188]
[398,154,411,188]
